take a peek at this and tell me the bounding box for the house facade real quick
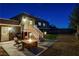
[0,13,53,42]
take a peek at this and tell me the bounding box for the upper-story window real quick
[43,23,46,27]
[38,22,41,26]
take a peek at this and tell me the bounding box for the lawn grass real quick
[40,36,79,56]
[44,34,57,39]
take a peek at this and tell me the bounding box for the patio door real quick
[1,27,9,42]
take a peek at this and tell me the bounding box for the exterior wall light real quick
[22,17,28,23]
[8,27,15,32]
[22,18,26,22]
[44,31,47,35]
[30,21,32,25]
[8,27,12,31]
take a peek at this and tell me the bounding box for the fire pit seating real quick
[14,37,23,50]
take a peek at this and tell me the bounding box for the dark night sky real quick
[0,3,77,28]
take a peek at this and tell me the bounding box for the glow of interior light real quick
[29,33,32,36]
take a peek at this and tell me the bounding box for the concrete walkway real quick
[39,42,54,47]
[38,39,57,48]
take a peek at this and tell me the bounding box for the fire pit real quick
[22,39,38,48]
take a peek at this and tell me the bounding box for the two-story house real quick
[0,13,53,42]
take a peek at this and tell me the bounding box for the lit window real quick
[29,33,32,37]
[38,22,41,26]
[43,23,45,27]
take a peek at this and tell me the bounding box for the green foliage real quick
[69,5,79,30]
[45,34,57,39]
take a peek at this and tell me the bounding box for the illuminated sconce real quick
[44,31,47,35]
[22,17,27,23]
[8,27,14,32]
[8,27,12,31]
[22,18,26,22]
[28,38,32,43]
[29,21,32,25]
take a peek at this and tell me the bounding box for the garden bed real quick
[0,47,9,56]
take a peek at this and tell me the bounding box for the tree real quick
[69,5,79,30]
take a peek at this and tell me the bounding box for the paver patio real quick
[0,40,52,56]
[0,41,34,56]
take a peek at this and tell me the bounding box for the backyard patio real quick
[0,39,55,56]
